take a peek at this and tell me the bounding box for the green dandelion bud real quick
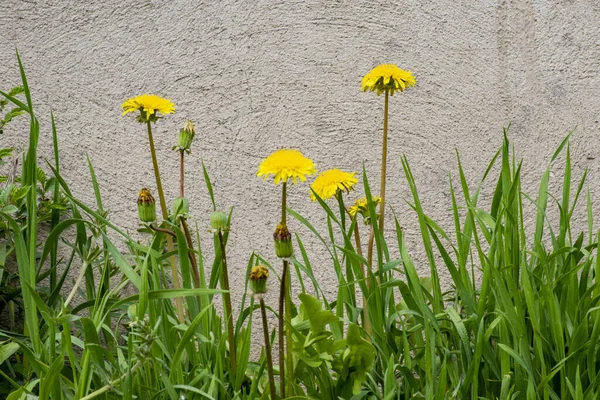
[249,265,269,295]
[273,223,293,258]
[127,304,138,322]
[210,211,229,231]
[172,197,189,217]
[174,120,196,153]
[137,188,156,223]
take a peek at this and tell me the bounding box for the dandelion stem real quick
[345,208,371,337]
[149,224,176,238]
[281,182,287,225]
[178,150,202,290]
[278,261,287,398]
[179,150,185,197]
[284,262,293,395]
[218,230,237,375]
[146,121,185,323]
[260,297,278,399]
[278,181,288,398]
[378,89,389,235]
[181,220,201,288]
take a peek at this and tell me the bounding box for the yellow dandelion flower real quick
[257,149,317,185]
[249,265,269,280]
[361,64,416,96]
[310,169,358,201]
[121,94,176,121]
[348,196,383,218]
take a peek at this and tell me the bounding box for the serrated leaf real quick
[36,167,46,184]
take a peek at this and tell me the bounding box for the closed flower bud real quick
[172,197,189,216]
[249,265,269,295]
[273,223,293,258]
[127,304,138,322]
[175,120,196,153]
[137,188,156,223]
[210,211,229,231]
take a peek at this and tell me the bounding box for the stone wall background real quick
[1,0,599,333]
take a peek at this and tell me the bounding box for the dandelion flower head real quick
[348,196,382,218]
[257,149,317,185]
[310,169,358,201]
[361,64,416,96]
[137,187,155,205]
[122,94,176,121]
[249,265,269,281]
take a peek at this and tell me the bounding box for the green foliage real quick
[1,52,599,400]
[0,85,25,135]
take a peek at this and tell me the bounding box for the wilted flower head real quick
[310,169,358,201]
[175,120,196,153]
[249,265,269,295]
[361,64,416,96]
[273,223,293,258]
[349,196,382,224]
[257,149,317,185]
[122,94,176,122]
[137,188,156,223]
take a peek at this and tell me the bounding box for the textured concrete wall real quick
[1,0,599,320]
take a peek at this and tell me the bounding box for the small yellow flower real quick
[361,64,416,96]
[348,196,382,218]
[249,265,269,281]
[121,94,176,121]
[310,169,358,201]
[257,149,317,185]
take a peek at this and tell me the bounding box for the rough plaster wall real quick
[1,0,599,347]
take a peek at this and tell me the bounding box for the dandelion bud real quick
[210,211,229,231]
[127,304,138,322]
[176,120,196,152]
[273,223,293,258]
[172,197,189,216]
[137,188,156,223]
[249,265,269,295]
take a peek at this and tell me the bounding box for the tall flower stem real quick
[278,263,287,399]
[346,209,372,337]
[378,89,389,235]
[260,296,278,399]
[278,181,290,398]
[281,182,287,225]
[179,150,185,197]
[146,121,185,322]
[178,150,202,290]
[218,230,237,375]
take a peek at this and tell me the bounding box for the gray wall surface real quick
[1,0,599,328]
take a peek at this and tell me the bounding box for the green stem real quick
[179,151,202,291]
[284,262,293,395]
[281,182,287,225]
[146,121,169,219]
[181,219,201,289]
[278,262,287,399]
[260,297,278,399]
[146,121,185,323]
[218,230,237,375]
[278,180,288,397]
[378,90,389,235]
[347,208,371,337]
[180,150,185,197]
